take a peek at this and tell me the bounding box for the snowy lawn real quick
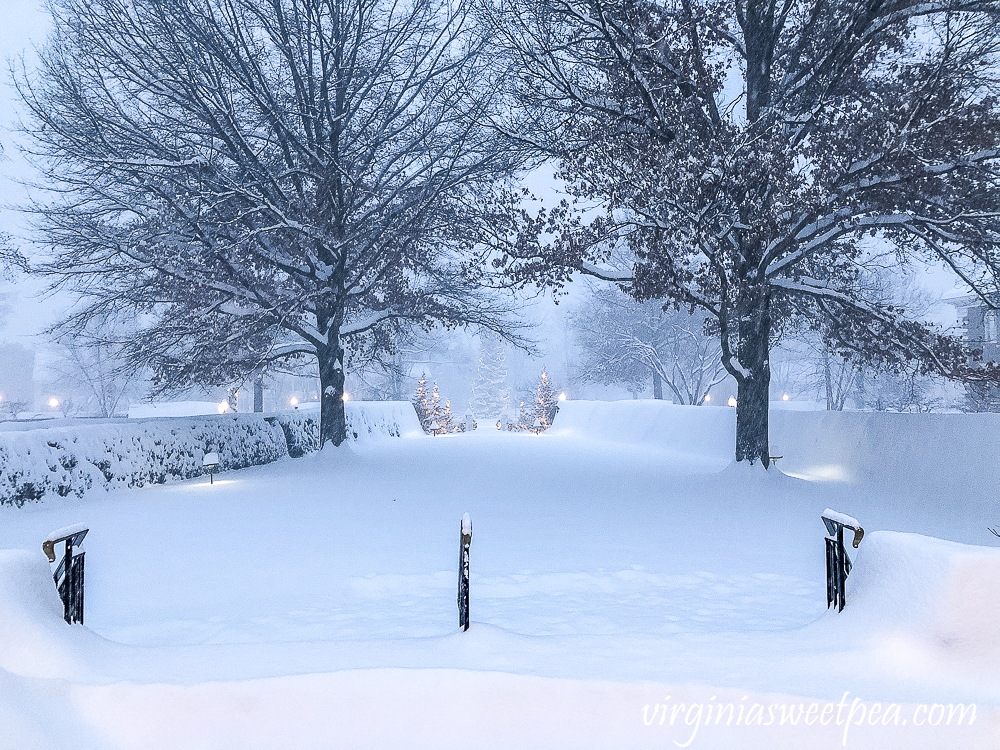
[0,402,998,749]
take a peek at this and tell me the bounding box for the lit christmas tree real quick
[470,336,510,422]
[438,398,454,434]
[412,374,438,433]
[532,369,559,432]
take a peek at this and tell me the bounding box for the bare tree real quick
[573,284,727,404]
[48,329,139,418]
[18,0,524,446]
[483,0,1000,465]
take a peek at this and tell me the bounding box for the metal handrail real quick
[43,525,88,625]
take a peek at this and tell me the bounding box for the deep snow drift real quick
[0,400,997,749]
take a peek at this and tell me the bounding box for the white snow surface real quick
[128,401,226,418]
[0,400,997,748]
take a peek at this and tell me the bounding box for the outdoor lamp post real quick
[203,452,220,484]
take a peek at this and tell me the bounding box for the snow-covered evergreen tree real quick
[428,383,444,430]
[532,370,558,431]
[412,374,437,433]
[437,398,454,434]
[469,336,510,421]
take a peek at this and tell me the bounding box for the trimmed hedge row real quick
[0,403,421,507]
[0,415,289,507]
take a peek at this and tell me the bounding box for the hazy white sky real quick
[0,0,59,345]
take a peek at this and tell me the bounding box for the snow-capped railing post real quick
[822,510,864,612]
[42,524,89,625]
[458,513,472,631]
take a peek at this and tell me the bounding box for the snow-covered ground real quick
[0,400,997,749]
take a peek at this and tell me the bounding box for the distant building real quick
[0,343,36,416]
[946,294,1000,411]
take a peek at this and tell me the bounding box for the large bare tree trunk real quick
[318,339,347,447]
[735,285,772,466]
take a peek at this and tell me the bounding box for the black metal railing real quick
[458,513,472,631]
[42,525,88,625]
[822,511,863,612]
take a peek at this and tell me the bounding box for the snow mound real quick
[0,550,84,679]
[841,531,1000,663]
[346,401,423,441]
[551,400,734,461]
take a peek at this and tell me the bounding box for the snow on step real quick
[44,523,89,543]
[821,508,861,529]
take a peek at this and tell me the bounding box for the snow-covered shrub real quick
[271,401,421,452]
[0,415,287,507]
[345,401,422,441]
[0,402,422,507]
[269,412,320,458]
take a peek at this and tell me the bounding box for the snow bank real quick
[0,550,84,678]
[551,400,735,461]
[841,531,1000,664]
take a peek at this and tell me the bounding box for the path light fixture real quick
[217,400,229,414]
[290,397,299,407]
[48,397,60,409]
[703,394,711,403]
[429,420,439,435]
[558,392,567,401]
[203,452,220,484]
[727,396,737,408]
[782,393,790,401]
[341,392,350,402]
[533,418,542,433]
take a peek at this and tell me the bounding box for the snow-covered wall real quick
[551,399,736,462]
[552,400,1000,491]
[769,410,1000,491]
[0,402,422,507]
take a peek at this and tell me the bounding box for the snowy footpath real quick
[0,401,998,749]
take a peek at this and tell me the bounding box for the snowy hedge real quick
[269,402,422,456]
[0,402,422,507]
[0,415,287,507]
